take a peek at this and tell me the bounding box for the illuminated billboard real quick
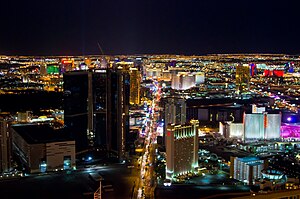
[47,65,59,74]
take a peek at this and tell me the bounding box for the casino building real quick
[166,120,199,179]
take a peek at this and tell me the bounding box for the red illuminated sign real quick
[273,70,284,77]
[263,69,284,77]
[62,60,73,64]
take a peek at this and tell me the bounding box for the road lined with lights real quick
[134,81,160,199]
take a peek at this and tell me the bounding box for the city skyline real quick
[1,0,300,56]
[1,54,300,198]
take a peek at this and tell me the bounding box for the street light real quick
[99,176,104,199]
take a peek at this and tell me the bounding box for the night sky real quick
[1,0,300,56]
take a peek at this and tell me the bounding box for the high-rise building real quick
[17,111,31,123]
[40,64,47,75]
[0,113,13,173]
[250,63,257,77]
[193,72,205,85]
[63,71,90,151]
[108,65,130,159]
[164,97,186,145]
[171,72,196,90]
[244,112,281,141]
[166,120,199,179]
[235,64,250,93]
[63,68,129,159]
[164,97,186,126]
[129,68,141,105]
[92,69,108,148]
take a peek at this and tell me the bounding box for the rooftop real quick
[238,156,260,162]
[12,124,73,144]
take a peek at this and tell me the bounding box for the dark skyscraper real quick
[92,70,108,148]
[63,71,89,151]
[108,63,130,159]
[0,113,13,173]
[63,68,129,160]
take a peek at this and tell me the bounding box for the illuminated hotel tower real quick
[235,64,250,93]
[63,68,129,160]
[166,120,199,179]
[129,67,141,105]
[244,112,281,141]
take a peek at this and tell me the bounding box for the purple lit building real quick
[280,124,300,139]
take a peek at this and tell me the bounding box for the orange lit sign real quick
[264,114,268,128]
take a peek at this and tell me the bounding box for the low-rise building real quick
[286,177,300,190]
[11,124,75,173]
[230,156,264,185]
